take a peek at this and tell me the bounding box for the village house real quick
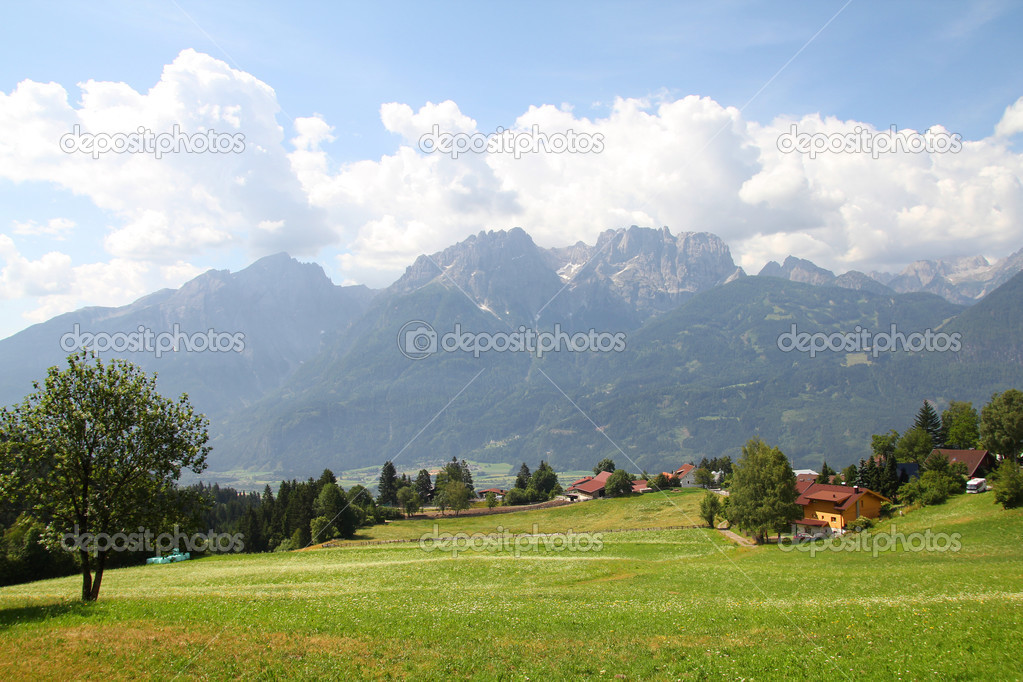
[476,487,508,501]
[672,463,697,487]
[932,449,998,479]
[565,470,613,501]
[793,480,889,534]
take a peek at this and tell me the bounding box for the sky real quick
[1,0,1022,339]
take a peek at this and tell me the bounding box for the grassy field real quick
[330,487,707,544]
[1,490,1021,679]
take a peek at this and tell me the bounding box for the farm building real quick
[794,481,889,532]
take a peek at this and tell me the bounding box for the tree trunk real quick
[79,549,94,601]
[88,551,107,601]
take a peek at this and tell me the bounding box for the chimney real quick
[853,486,859,493]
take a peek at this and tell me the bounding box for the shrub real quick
[851,516,874,531]
[504,488,530,506]
[648,473,670,491]
[900,469,958,506]
[993,460,1023,510]
[604,469,635,498]
[372,506,404,522]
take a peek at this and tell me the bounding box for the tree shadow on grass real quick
[0,600,95,630]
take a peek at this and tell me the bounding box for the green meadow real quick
[1,489,1021,680]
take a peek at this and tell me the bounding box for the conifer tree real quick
[914,400,943,448]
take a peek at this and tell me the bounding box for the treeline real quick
[814,390,1023,508]
[0,470,407,586]
[377,457,477,515]
[230,470,404,552]
[0,481,241,586]
[503,461,561,505]
[375,457,566,510]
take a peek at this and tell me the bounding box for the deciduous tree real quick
[603,469,634,497]
[981,389,1023,462]
[699,491,722,528]
[0,352,209,601]
[726,438,800,544]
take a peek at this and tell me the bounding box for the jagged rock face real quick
[759,248,1023,305]
[387,225,745,325]
[388,227,563,323]
[581,226,745,314]
[886,255,999,305]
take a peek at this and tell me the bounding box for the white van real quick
[966,477,987,494]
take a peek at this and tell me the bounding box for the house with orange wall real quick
[793,481,889,533]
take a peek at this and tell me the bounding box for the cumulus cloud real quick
[297,96,1023,280]
[994,96,1023,138]
[0,234,202,325]
[0,48,333,264]
[2,48,1023,337]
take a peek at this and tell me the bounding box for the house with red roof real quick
[631,479,652,494]
[673,463,697,487]
[793,481,889,533]
[476,487,508,501]
[565,470,613,501]
[931,449,997,479]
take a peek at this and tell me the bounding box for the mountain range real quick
[2,225,1022,482]
[759,248,1023,304]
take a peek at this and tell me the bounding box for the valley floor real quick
[1,490,1021,680]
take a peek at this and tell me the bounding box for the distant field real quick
[1,491,1021,679]
[328,487,708,544]
[196,459,595,493]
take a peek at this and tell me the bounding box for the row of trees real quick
[880,392,1023,464]
[377,458,566,511]
[237,470,377,552]
[505,461,562,505]
[377,458,476,516]
[720,391,1023,543]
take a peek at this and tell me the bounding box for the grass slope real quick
[1,490,1021,680]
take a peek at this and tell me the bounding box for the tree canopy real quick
[726,438,800,544]
[981,389,1023,461]
[0,352,210,601]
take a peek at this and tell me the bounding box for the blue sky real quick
[1,1,1022,339]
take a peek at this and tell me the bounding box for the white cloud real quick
[11,218,76,239]
[297,96,1023,282]
[994,96,1023,138]
[0,48,335,264]
[0,233,202,329]
[2,48,1023,335]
